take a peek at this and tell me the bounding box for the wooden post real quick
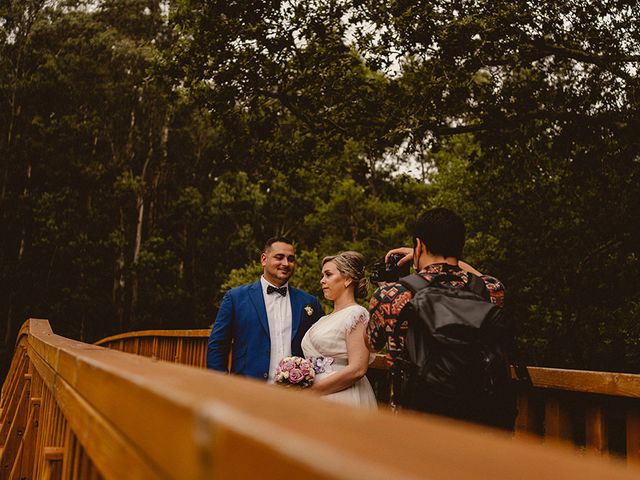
[544,396,572,442]
[515,392,538,437]
[176,338,184,364]
[43,446,65,480]
[0,376,29,480]
[585,405,607,455]
[19,362,42,479]
[19,398,41,478]
[627,409,640,466]
[0,353,28,439]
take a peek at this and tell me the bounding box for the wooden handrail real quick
[526,367,640,398]
[96,329,210,343]
[96,329,640,397]
[97,328,640,464]
[1,320,639,479]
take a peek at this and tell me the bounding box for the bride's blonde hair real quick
[321,251,369,298]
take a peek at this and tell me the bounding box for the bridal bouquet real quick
[275,356,316,388]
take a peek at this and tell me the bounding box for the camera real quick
[370,253,411,284]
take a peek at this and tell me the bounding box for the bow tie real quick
[267,285,287,297]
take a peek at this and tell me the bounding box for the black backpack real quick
[397,272,518,430]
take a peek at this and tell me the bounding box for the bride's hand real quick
[384,247,413,266]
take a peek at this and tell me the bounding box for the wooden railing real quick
[96,329,210,368]
[97,329,640,465]
[1,319,639,479]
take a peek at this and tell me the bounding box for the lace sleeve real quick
[344,306,369,334]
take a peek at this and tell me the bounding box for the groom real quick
[207,237,324,381]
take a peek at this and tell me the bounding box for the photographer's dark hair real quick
[322,251,369,298]
[264,236,293,252]
[412,208,466,259]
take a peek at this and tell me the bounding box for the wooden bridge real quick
[1,319,640,479]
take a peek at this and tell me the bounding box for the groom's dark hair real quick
[264,236,293,252]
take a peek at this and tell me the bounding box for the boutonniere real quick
[304,304,314,317]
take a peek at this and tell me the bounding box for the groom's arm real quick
[207,291,234,372]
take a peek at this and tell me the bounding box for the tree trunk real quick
[1,0,46,210]
[1,162,31,373]
[113,208,126,333]
[130,130,153,326]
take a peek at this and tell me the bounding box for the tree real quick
[2,0,639,376]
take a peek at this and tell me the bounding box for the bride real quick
[301,251,377,408]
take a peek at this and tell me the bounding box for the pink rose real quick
[280,359,294,371]
[288,368,304,384]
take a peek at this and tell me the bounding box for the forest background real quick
[1,0,639,378]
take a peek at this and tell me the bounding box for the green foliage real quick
[220,261,264,294]
[1,0,639,375]
[219,249,329,310]
[303,177,417,261]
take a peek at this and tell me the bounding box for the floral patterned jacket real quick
[366,263,505,371]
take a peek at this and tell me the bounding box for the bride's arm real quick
[309,321,370,396]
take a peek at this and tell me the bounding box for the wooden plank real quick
[585,405,607,455]
[8,438,23,480]
[34,391,58,480]
[42,454,63,480]
[0,378,29,480]
[27,346,168,480]
[94,329,211,346]
[19,400,40,479]
[514,393,537,437]
[369,354,388,370]
[527,367,640,398]
[60,345,640,479]
[627,409,640,467]
[176,338,184,364]
[59,424,73,480]
[0,350,24,413]
[544,396,572,442]
[0,353,28,431]
[10,319,640,480]
[152,338,158,359]
[95,330,640,398]
[43,447,65,461]
[0,356,28,437]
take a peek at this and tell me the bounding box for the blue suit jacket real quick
[206,280,324,380]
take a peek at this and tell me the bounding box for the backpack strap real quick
[398,274,431,294]
[401,270,491,301]
[466,273,491,301]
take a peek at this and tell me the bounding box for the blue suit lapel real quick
[248,280,270,336]
[289,288,302,341]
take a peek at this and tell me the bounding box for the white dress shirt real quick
[260,276,293,382]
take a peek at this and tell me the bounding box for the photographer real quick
[365,208,506,418]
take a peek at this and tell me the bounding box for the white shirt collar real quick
[260,275,289,293]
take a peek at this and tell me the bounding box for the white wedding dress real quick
[301,304,377,408]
